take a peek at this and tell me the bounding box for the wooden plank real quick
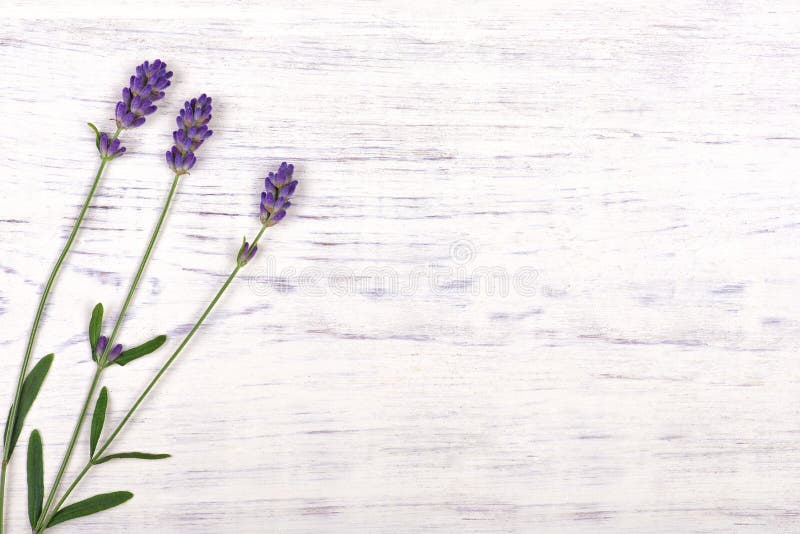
[1,1,799,532]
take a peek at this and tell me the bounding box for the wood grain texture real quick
[2,1,800,532]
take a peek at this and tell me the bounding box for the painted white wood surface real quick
[2,1,800,532]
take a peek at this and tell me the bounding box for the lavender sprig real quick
[1,59,171,534]
[165,94,213,175]
[239,163,299,266]
[43,165,300,526]
[36,94,215,534]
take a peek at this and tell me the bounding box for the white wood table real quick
[2,1,799,532]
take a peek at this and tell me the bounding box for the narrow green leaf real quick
[87,122,101,151]
[113,335,167,366]
[93,452,171,465]
[6,354,54,458]
[89,302,103,355]
[90,387,108,458]
[26,429,44,528]
[47,491,133,528]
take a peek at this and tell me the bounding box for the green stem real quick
[100,173,181,365]
[41,224,270,530]
[38,366,100,529]
[1,128,121,534]
[3,159,109,456]
[96,267,241,459]
[36,174,182,532]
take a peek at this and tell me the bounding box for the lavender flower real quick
[259,162,298,226]
[94,336,108,361]
[98,133,126,159]
[94,335,122,362]
[115,59,173,129]
[237,238,258,266]
[166,94,213,175]
[107,343,123,362]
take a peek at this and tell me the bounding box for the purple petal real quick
[108,344,123,362]
[271,210,286,224]
[184,152,196,170]
[95,336,108,356]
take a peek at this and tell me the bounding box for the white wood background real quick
[2,1,800,532]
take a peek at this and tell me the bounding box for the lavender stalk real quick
[0,59,171,534]
[34,95,214,533]
[38,163,298,530]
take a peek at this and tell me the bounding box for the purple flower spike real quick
[259,162,298,227]
[237,238,258,266]
[94,336,109,361]
[115,59,172,130]
[107,343,124,362]
[166,94,213,175]
[98,133,126,159]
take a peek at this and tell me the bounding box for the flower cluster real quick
[260,162,298,226]
[115,59,172,129]
[94,335,123,362]
[98,133,125,159]
[166,94,213,175]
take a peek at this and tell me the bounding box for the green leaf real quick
[112,335,167,366]
[47,491,133,528]
[6,354,54,458]
[93,452,171,465]
[26,429,44,528]
[87,122,101,151]
[89,303,104,355]
[90,387,108,458]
